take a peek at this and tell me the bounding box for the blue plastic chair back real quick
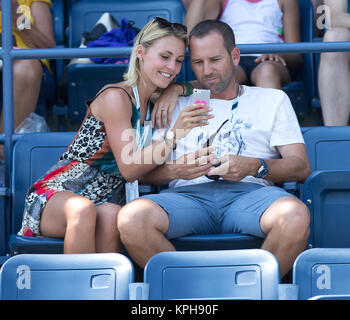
[144,249,280,300]
[0,253,134,300]
[302,126,350,172]
[11,132,75,235]
[302,127,350,248]
[68,0,185,48]
[51,0,66,46]
[293,248,350,300]
[9,132,75,255]
[303,170,350,248]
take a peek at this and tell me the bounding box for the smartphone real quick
[192,88,211,107]
[192,89,211,123]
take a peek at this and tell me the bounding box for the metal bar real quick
[6,41,350,61]
[1,0,14,189]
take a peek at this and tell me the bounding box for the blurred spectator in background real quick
[0,0,55,136]
[184,0,302,89]
[181,0,192,9]
[318,0,350,126]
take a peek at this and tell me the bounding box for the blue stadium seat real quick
[303,170,350,248]
[9,132,75,255]
[301,126,350,248]
[302,126,350,172]
[66,0,186,123]
[143,249,280,300]
[51,0,66,46]
[0,253,134,300]
[171,233,263,251]
[293,248,350,300]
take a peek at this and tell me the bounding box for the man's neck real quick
[210,82,240,100]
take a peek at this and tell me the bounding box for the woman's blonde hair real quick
[124,18,188,87]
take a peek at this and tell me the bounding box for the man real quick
[117,20,310,278]
[318,0,350,125]
[184,0,302,90]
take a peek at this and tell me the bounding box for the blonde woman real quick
[18,17,213,254]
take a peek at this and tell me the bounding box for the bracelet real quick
[181,82,194,97]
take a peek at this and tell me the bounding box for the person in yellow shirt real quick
[0,0,56,134]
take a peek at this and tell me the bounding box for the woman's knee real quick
[65,197,97,229]
[251,61,285,86]
[96,203,121,231]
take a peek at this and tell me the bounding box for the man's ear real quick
[231,47,240,67]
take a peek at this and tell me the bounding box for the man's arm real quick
[265,143,310,183]
[324,0,350,29]
[185,0,224,32]
[140,147,216,186]
[207,143,310,184]
[16,1,56,49]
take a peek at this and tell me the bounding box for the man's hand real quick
[207,154,260,181]
[167,146,218,181]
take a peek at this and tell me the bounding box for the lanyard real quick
[126,86,152,203]
[132,86,152,150]
[229,84,243,123]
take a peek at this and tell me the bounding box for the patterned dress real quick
[18,86,141,237]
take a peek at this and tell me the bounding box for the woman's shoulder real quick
[97,82,134,103]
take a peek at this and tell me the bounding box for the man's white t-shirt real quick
[153,85,304,189]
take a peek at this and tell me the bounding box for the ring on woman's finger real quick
[160,108,167,111]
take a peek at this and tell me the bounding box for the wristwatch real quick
[256,158,269,179]
[164,128,176,150]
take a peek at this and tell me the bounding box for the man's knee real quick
[118,199,168,241]
[262,197,310,239]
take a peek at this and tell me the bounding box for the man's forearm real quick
[265,157,310,184]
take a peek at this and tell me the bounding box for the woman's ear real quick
[136,44,145,62]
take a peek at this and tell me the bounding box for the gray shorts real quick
[143,180,295,239]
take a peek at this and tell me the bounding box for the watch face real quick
[166,130,174,140]
[260,168,268,178]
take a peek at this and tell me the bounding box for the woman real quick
[18,17,213,254]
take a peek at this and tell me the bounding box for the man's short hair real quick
[189,20,236,53]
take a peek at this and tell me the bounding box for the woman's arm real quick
[278,0,303,69]
[91,88,213,182]
[185,0,224,32]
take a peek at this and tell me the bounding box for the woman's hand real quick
[254,54,287,67]
[151,83,183,129]
[171,103,214,140]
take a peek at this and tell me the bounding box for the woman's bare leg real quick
[95,202,122,253]
[40,191,97,253]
